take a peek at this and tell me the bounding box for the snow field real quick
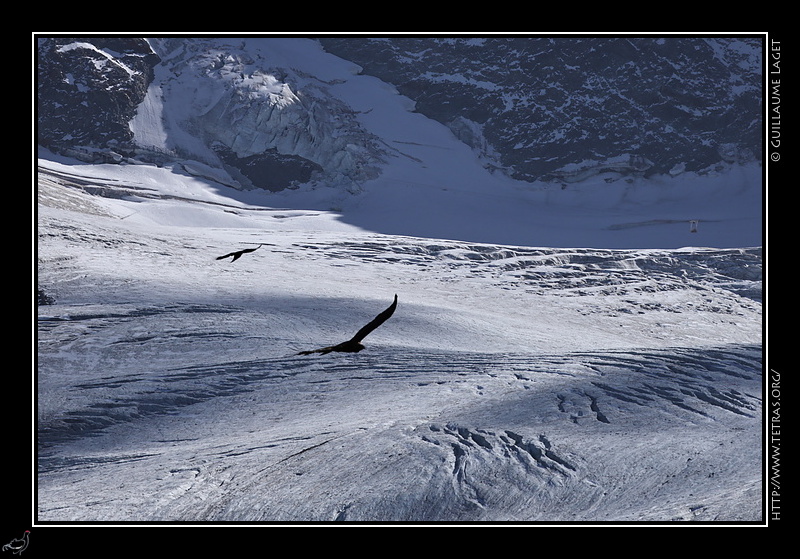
[36,159,762,522]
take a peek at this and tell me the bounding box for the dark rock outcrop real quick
[319,36,762,182]
[37,37,160,163]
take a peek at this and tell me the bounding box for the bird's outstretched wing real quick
[216,251,240,261]
[216,244,263,261]
[349,294,398,344]
[296,295,398,356]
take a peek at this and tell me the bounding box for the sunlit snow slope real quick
[36,153,762,522]
[127,37,762,250]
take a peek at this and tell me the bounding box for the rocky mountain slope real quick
[319,37,762,182]
[37,36,763,191]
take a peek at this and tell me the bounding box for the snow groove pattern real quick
[295,239,762,301]
[402,423,585,517]
[423,424,577,477]
[37,298,761,520]
[38,302,761,473]
[551,346,761,425]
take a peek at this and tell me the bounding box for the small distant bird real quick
[299,294,398,355]
[216,244,263,262]
[2,531,29,555]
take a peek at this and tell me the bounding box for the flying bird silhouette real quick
[298,294,398,355]
[216,244,263,262]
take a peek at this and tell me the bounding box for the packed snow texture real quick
[37,155,762,522]
[37,37,762,523]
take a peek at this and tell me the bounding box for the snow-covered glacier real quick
[35,36,764,525]
[39,36,763,250]
[130,38,388,191]
[36,156,762,523]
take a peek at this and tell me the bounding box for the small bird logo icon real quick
[2,531,29,555]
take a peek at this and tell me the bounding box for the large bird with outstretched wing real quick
[298,294,398,355]
[216,244,264,262]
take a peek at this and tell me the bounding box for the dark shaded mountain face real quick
[37,37,161,163]
[36,36,762,186]
[319,37,763,182]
